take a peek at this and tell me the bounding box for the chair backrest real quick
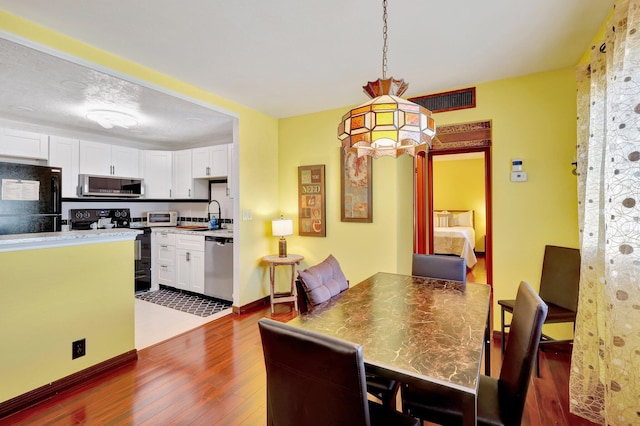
[499,281,548,424]
[538,245,580,312]
[258,318,371,426]
[411,253,467,282]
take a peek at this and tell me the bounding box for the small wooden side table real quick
[263,254,304,313]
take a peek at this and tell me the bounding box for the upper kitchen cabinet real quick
[79,140,140,177]
[141,150,173,199]
[173,149,208,199]
[192,144,228,179]
[0,128,49,160]
[48,136,80,198]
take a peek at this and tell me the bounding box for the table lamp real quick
[272,217,293,257]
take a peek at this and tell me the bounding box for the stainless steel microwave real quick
[78,174,144,197]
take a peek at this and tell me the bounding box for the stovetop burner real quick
[69,208,131,230]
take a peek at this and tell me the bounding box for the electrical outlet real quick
[72,338,86,359]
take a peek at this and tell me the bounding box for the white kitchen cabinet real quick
[192,144,228,179]
[0,128,49,160]
[48,136,80,197]
[175,234,205,293]
[141,150,172,198]
[79,140,140,177]
[153,231,176,287]
[173,149,207,199]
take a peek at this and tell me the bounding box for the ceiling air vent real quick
[409,87,476,113]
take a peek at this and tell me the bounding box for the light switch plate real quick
[242,209,252,220]
[511,171,528,182]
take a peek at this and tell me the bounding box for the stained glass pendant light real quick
[338,0,436,158]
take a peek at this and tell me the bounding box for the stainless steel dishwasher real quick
[204,236,233,302]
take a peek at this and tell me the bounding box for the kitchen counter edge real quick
[150,227,233,238]
[0,229,143,252]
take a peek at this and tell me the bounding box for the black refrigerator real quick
[0,162,62,235]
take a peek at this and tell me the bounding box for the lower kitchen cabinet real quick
[176,247,205,293]
[154,232,205,294]
[154,230,176,287]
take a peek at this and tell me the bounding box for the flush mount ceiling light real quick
[86,110,138,129]
[337,0,436,158]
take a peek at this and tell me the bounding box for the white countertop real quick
[0,228,142,252]
[150,227,233,238]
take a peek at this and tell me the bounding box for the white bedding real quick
[433,226,477,268]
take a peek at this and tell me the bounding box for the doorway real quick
[414,120,493,285]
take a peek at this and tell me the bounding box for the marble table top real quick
[287,272,491,394]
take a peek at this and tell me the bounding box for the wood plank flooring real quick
[2,300,597,426]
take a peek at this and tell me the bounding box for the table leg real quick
[290,264,298,312]
[269,263,275,314]
[460,392,477,426]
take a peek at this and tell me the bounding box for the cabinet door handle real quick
[186,252,191,262]
[160,245,168,248]
[206,166,210,176]
[188,188,191,197]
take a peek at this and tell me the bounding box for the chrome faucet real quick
[209,199,222,229]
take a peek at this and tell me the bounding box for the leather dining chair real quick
[497,245,580,376]
[411,253,467,282]
[401,281,548,426]
[258,318,419,426]
[295,255,400,409]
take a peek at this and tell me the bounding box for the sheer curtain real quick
[570,0,640,424]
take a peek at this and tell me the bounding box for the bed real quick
[433,210,477,268]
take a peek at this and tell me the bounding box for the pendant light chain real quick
[382,0,388,79]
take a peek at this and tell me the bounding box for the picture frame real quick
[341,149,372,222]
[298,164,326,237]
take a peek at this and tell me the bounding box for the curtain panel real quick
[570,0,640,424]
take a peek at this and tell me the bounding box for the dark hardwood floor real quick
[2,301,596,425]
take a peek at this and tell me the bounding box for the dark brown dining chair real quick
[296,255,399,408]
[401,281,548,426]
[258,318,419,426]
[411,253,467,282]
[497,245,580,375]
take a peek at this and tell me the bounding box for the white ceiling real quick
[0,0,612,148]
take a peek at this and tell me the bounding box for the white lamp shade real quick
[272,218,293,237]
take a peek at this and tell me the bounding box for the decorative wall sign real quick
[298,164,326,237]
[341,150,372,222]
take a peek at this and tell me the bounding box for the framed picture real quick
[341,149,372,222]
[298,164,326,237]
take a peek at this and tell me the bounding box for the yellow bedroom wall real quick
[0,11,279,307]
[279,67,579,332]
[433,157,486,251]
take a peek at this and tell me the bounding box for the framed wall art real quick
[341,149,372,222]
[298,164,326,237]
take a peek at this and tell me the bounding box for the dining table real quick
[287,272,491,426]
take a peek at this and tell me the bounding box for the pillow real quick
[434,210,451,228]
[451,211,473,227]
[298,254,349,306]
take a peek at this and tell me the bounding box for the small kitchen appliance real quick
[144,211,178,227]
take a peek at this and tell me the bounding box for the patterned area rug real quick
[136,288,231,317]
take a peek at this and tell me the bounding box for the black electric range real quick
[69,208,131,230]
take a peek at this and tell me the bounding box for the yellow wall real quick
[0,11,279,307]
[279,67,580,331]
[433,157,486,251]
[0,241,135,402]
